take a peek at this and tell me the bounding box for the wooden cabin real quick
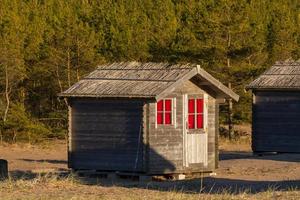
[59,62,239,175]
[247,60,300,153]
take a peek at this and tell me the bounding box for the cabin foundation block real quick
[174,174,186,180]
[209,172,217,176]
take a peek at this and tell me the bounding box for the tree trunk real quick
[67,48,71,87]
[226,30,234,140]
[0,129,3,144]
[76,38,80,81]
[227,30,231,68]
[3,65,10,123]
[228,83,234,140]
[55,65,68,106]
[0,159,8,180]
[12,130,17,143]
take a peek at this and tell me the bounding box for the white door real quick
[183,94,208,167]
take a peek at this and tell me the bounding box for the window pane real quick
[165,113,171,124]
[188,99,195,113]
[197,114,203,129]
[157,113,163,124]
[197,99,203,113]
[157,100,163,111]
[188,114,195,129]
[165,100,172,111]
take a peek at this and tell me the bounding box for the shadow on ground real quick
[19,159,67,164]
[7,151,300,194]
[220,151,300,163]
[8,169,300,194]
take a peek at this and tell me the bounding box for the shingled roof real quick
[59,62,239,101]
[247,60,300,90]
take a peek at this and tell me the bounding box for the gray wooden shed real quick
[59,62,239,175]
[247,60,300,153]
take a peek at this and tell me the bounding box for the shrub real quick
[0,103,52,143]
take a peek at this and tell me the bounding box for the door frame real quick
[182,94,208,167]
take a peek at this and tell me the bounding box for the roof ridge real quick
[95,68,194,70]
[259,74,300,76]
[96,62,196,69]
[247,60,300,89]
[83,77,176,82]
[274,60,300,66]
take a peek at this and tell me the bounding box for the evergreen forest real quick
[0,0,299,142]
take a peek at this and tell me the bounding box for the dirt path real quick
[218,151,300,181]
[0,141,67,173]
[0,140,299,193]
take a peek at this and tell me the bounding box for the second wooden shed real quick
[60,62,239,175]
[247,60,300,153]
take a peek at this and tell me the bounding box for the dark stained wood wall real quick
[147,81,218,174]
[252,91,300,153]
[69,99,145,171]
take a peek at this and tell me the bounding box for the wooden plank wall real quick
[186,134,208,164]
[147,81,217,174]
[147,94,182,174]
[68,80,219,174]
[70,99,145,171]
[207,96,217,170]
[214,103,219,168]
[252,91,300,153]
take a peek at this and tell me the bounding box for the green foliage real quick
[0,0,299,141]
[0,103,51,143]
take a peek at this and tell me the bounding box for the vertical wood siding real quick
[186,134,208,165]
[252,91,300,153]
[70,99,145,171]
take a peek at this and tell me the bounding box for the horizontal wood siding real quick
[147,101,183,174]
[147,81,217,174]
[70,99,144,171]
[207,97,217,170]
[252,91,300,153]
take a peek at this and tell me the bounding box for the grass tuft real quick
[0,174,299,200]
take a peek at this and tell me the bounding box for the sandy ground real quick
[0,139,299,194]
[0,140,67,173]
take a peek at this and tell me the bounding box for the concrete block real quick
[174,174,186,180]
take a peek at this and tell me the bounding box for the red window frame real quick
[156,99,172,125]
[188,98,204,129]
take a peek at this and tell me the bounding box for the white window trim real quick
[155,98,176,128]
[188,94,208,130]
[173,97,177,128]
[155,102,157,129]
[204,93,208,132]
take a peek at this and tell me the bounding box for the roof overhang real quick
[156,65,239,102]
[58,63,239,102]
[245,87,300,91]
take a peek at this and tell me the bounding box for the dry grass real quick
[0,173,299,200]
[1,125,299,199]
[219,123,252,152]
[219,135,251,152]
